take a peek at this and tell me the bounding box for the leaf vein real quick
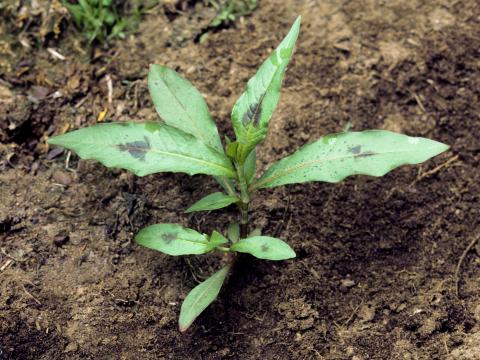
[253,147,440,189]
[66,139,235,177]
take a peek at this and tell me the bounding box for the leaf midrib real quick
[64,139,235,177]
[253,146,439,189]
[159,75,220,151]
[235,40,291,129]
[182,265,230,328]
[189,197,238,211]
[170,236,209,246]
[204,197,238,205]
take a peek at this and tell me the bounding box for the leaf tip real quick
[178,320,191,333]
[440,142,450,152]
[133,232,143,245]
[289,15,301,34]
[427,139,450,158]
[47,134,64,146]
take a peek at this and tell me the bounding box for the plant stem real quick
[239,202,249,239]
[235,161,250,239]
[235,162,250,204]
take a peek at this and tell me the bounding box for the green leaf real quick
[226,141,238,159]
[231,16,301,161]
[104,11,115,25]
[64,3,83,25]
[148,65,224,152]
[179,265,231,332]
[253,130,449,189]
[48,122,236,178]
[207,230,229,251]
[135,223,209,256]
[231,236,296,260]
[79,0,93,14]
[227,223,240,242]
[214,176,236,196]
[244,149,256,184]
[185,192,239,213]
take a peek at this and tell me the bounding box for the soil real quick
[1,0,480,359]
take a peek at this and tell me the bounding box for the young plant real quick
[63,0,156,45]
[48,16,449,332]
[208,0,258,28]
[198,0,258,43]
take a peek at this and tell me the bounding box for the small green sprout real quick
[208,0,257,28]
[63,0,156,45]
[48,16,449,332]
[198,1,258,43]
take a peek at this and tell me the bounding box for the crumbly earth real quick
[1,0,480,359]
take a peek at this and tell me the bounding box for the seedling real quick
[199,1,258,43]
[63,0,157,45]
[48,17,449,331]
[208,0,257,28]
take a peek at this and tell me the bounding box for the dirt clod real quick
[52,170,73,185]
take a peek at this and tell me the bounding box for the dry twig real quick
[0,259,13,272]
[411,154,460,186]
[22,284,42,305]
[454,233,480,297]
[106,74,113,104]
[1,248,24,262]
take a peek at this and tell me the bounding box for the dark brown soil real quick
[2,0,480,359]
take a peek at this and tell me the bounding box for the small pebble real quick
[47,148,64,160]
[358,304,376,322]
[64,342,78,353]
[52,170,72,185]
[339,278,355,292]
[29,86,50,102]
[53,234,69,247]
[341,279,355,288]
